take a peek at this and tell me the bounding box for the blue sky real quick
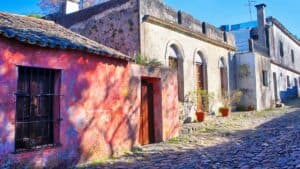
[0,0,299,37]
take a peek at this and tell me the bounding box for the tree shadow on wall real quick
[0,47,141,169]
[79,109,300,169]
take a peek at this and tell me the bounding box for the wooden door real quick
[196,64,204,111]
[273,72,278,101]
[139,80,155,145]
[220,67,228,96]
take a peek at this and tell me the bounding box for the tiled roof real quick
[0,12,132,61]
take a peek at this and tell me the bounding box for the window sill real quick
[13,143,62,154]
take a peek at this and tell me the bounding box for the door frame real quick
[139,77,162,145]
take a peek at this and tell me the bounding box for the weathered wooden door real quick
[196,64,204,111]
[139,79,155,145]
[196,64,208,111]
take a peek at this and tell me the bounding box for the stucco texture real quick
[140,21,234,119]
[0,37,179,167]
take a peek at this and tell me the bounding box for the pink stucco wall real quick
[0,37,179,167]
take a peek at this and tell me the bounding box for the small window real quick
[265,28,269,48]
[15,66,61,151]
[279,41,284,57]
[291,50,295,63]
[262,71,268,86]
[287,75,290,87]
[202,22,207,34]
[177,11,182,24]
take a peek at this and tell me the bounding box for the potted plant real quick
[219,90,243,117]
[187,89,214,122]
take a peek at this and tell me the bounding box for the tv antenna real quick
[245,0,256,20]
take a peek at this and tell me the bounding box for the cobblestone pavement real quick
[79,99,300,169]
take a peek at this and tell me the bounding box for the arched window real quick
[168,44,179,69]
[167,44,184,101]
[195,51,208,90]
[219,57,228,96]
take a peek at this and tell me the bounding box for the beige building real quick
[48,0,237,122]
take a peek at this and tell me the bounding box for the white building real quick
[228,4,300,110]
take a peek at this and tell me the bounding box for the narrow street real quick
[79,99,300,169]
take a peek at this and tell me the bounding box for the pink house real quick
[0,12,179,167]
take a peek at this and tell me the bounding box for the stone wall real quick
[139,0,235,46]
[53,0,140,57]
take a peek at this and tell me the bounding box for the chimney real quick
[64,0,81,14]
[255,3,267,47]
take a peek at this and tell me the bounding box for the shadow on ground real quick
[79,100,300,169]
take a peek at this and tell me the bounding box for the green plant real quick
[220,90,243,108]
[135,54,163,67]
[185,89,215,112]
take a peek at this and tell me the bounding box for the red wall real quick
[0,37,179,167]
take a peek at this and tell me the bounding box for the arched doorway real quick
[167,44,184,101]
[195,51,208,111]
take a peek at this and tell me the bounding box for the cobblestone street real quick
[78,99,300,169]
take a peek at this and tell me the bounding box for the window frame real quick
[15,66,62,152]
[262,70,269,87]
[287,75,291,88]
[279,41,284,57]
[291,49,295,63]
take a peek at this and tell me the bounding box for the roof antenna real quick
[246,0,257,20]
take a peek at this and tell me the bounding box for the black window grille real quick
[287,76,290,88]
[15,66,61,151]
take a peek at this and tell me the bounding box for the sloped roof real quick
[0,12,132,61]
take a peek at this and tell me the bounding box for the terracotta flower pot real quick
[219,107,230,117]
[196,111,206,122]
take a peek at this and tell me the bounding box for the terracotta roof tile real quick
[0,12,132,61]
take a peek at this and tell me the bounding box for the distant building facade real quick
[226,4,300,110]
[48,0,237,122]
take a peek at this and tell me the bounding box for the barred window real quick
[15,66,61,152]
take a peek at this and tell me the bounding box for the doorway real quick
[273,72,278,101]
[139,78,162,145]
[196,63,208,111]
